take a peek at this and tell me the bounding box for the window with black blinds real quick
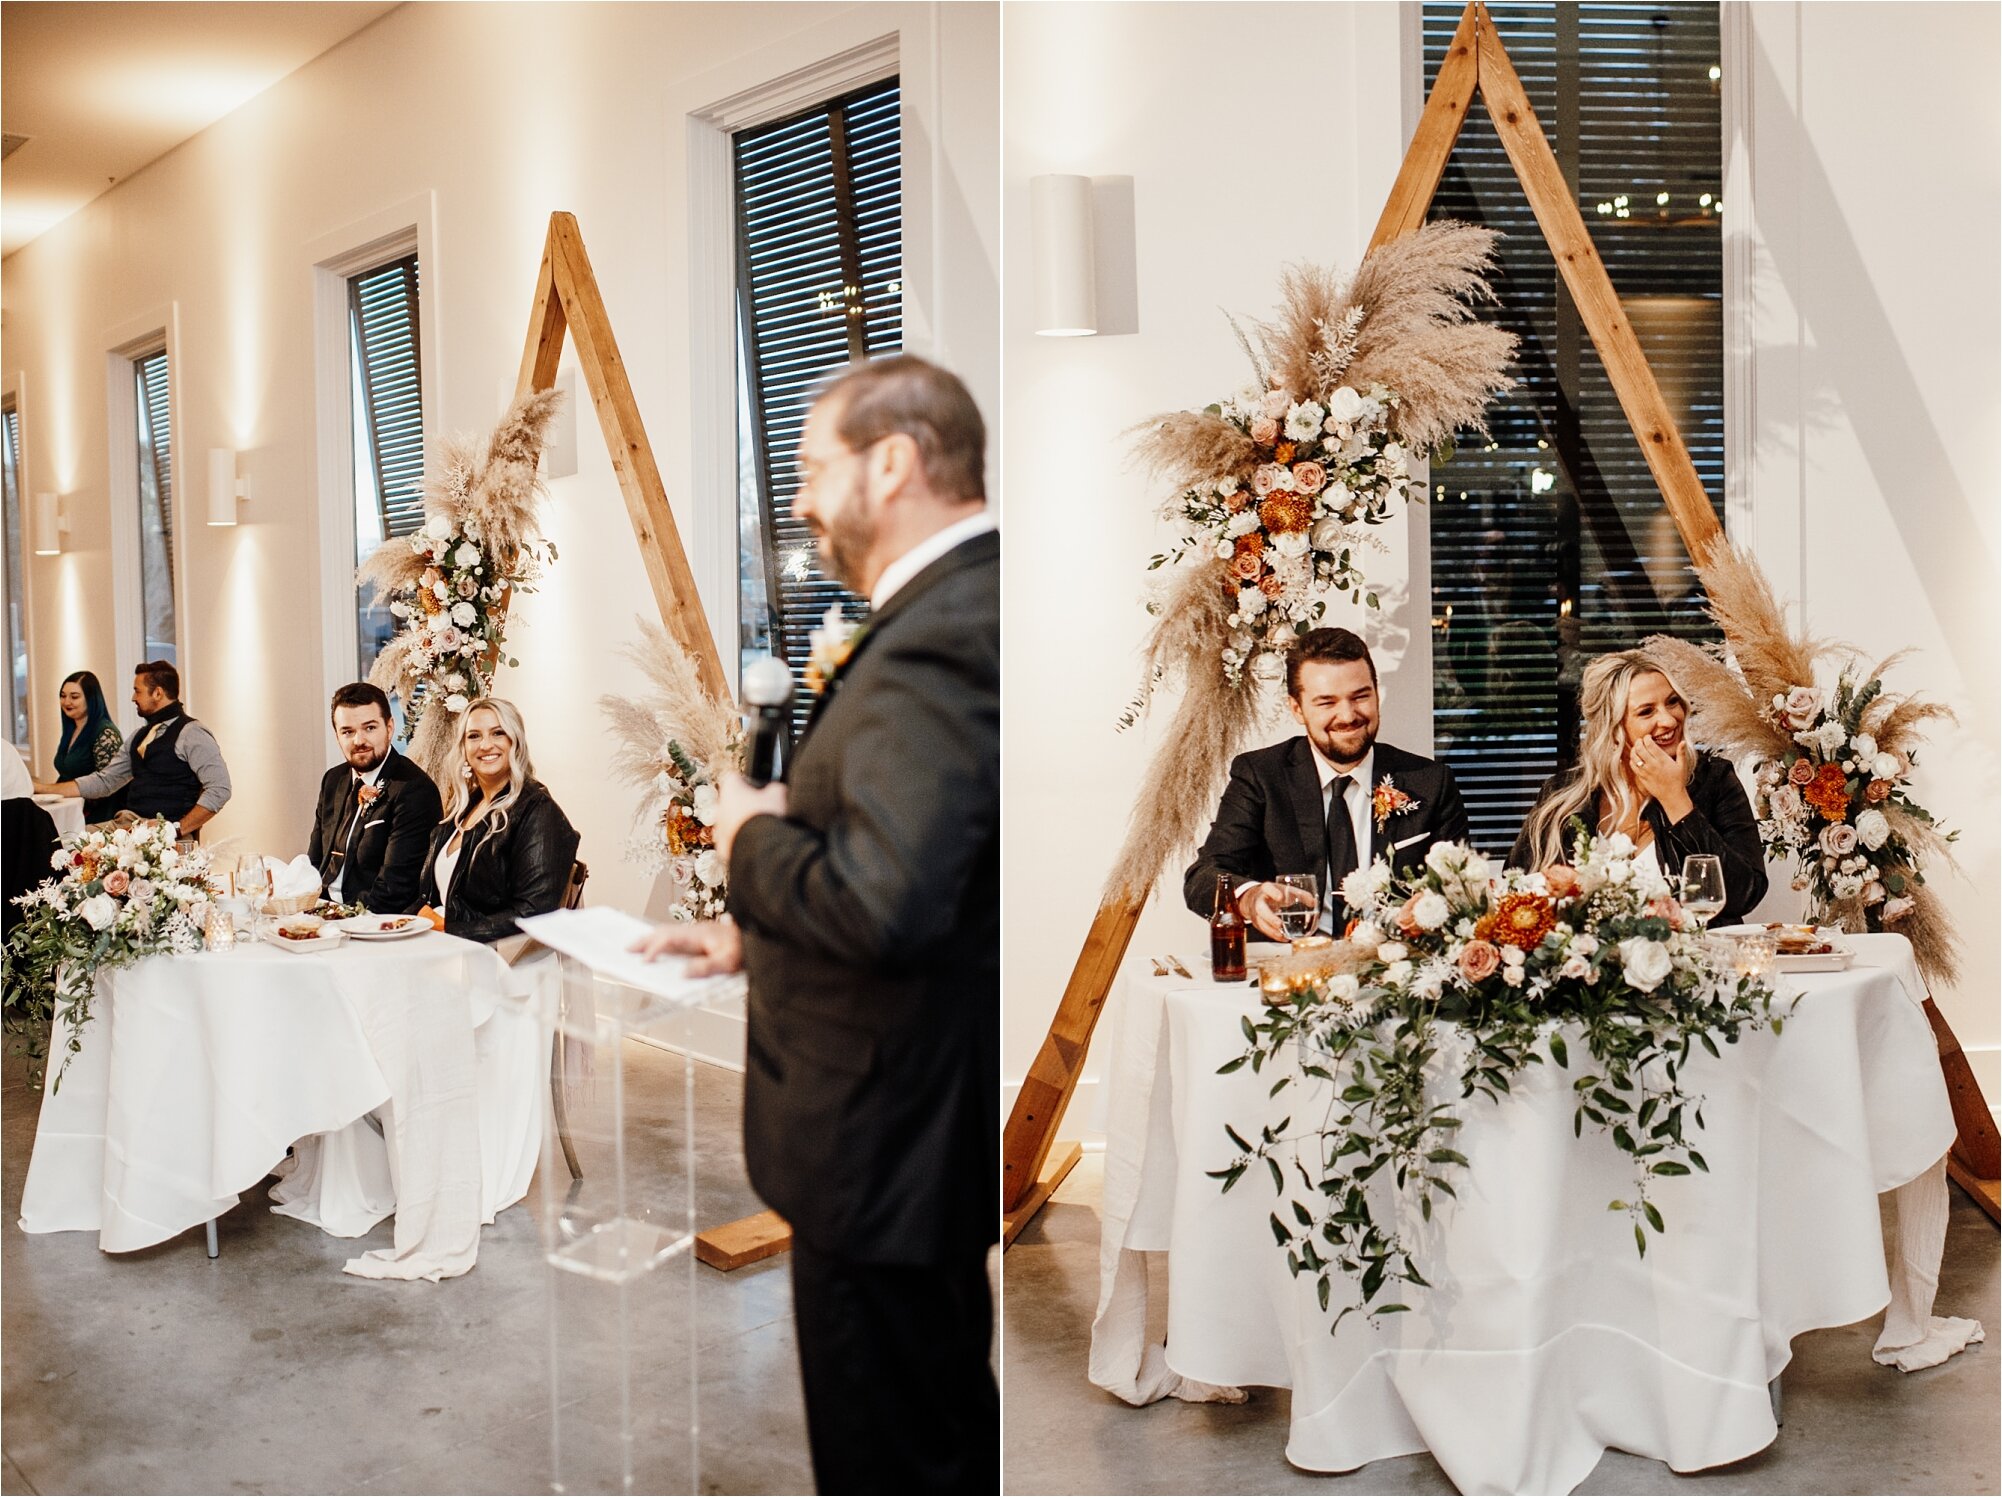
[1423,3,1723,856]
[349,252,425,679]
[734,77,901,733]
[134,348,178,663]
[3,399,26,746]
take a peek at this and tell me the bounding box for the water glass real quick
[1274,873,1320,942]
[1680,855,1726,928]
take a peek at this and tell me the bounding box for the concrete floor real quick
[1,1040,813,1496]
[1002,1153,2001,1496]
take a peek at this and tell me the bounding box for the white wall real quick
[1003,0,2002,1136]
[1001,2,1415,1136]
[1735,1,2000,1092]
[2,1,1000,931]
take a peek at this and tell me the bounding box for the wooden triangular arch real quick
[1001,1,1997,1237]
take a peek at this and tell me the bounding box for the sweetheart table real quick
[18,930,554,1281]
[1089,933,1983,1494]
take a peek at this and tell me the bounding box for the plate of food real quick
[336,912,430,941]
[263,914,347,952]
[1713,923,1855,972]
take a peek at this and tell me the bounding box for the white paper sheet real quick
[515,907,740,1006]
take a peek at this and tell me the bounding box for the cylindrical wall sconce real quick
[207,448,247,526]
[32,492,63,555]
[1031,174,1097,337]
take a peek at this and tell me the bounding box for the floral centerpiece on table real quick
[2,820,215,1088]
[1212,834,1786,1333]
[601,618,744,921]
[361,386,564,782]
[1646,546,1960,986]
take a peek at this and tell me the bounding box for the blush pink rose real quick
[1290,461,1328,495]
[1458,940,1501,982]
[1231,552,1264,581]
[1820,823,1858,856]
[1787,759,1816,786]
[1250,417,1280,445]
[1646,895,1683,928]
[1395,892,1426,938]
[1541,864,1581,900]
[102,870,130,896]
[1782,686,1822,731]
[1865,779,1892,803]
[1257,573,1285,598]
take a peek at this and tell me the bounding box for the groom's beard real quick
[1309,718,1378,767]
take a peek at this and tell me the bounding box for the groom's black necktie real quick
[322,774,363,883]
[1325,774,1357,922]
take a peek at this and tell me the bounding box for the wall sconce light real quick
[1031,174,1097,337]
[33,492,65,555]
[207,448,248,526]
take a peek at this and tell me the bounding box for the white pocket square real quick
[361,818,385,831]
[1391,832,1428,851]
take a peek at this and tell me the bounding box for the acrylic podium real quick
[515,909,747,1495]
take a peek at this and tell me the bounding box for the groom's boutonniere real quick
[1372,776,1418,832]
[804,605,867,697]
[356,783,384,808]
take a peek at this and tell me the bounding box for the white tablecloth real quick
[18,932,554,1281]
[32,794,86,840]
[1090,933,1983,1494]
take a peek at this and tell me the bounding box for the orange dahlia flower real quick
[1259,493,1313,534]
[1803,763,1851,821]
[1475,892,1556,950]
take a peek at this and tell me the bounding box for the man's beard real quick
[346,742,386,771]
[814,476,878,595]
[1308,718,1378,767]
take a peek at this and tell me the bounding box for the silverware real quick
[1166,955,1192,979]
[1150,958,1168,976]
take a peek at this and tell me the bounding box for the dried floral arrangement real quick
[1645,546,1960,987]
[360,387,565,781]
[1106,223,1516,904]
[599,619,742,920]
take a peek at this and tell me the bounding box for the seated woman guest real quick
[415,698,579,944]
[52,671,124,821]
[1510,649,1768,924]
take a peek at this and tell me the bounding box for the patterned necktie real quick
[1325,774,1357,923]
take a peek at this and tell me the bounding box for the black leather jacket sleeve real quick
[413,782,579,944]
[1649,753,1768,924]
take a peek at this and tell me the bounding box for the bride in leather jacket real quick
[414,697,580,944]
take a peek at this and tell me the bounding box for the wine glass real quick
[1274,873,1321,943]
[1680,855,1727,929]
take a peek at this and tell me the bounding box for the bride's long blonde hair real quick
[1519,650,1695,869]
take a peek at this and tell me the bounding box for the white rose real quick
[1871,753,1901,782]
[444,692,471,715]
[694,850,726,887]
[389,601,409,619]
[1501,943,1527,968]
[425,514,454,540]
[79,894,119,931]
[445,673,467,692]
[1618,936,1673,992]
[692,783,720,826]
[1284,402,1326,442]
[1216,539,1235,560]
[160,848,179,870]
[1461,853,1491,885]
[1501,964,1525,988]
[1855,808,1890,851]
[1271,530,1309,558]
[433,581,451,601]
[1560,954,1591,981]
[1849,732,1877,759]
[1412,891,1450,931]
[1381,960,1412,987]
[1327,386,1365,423]
[1377,940,1408,963]
[1308,516,1345,552]
[454,543,480,569]
[1330,974,1361,1002]
[1571,932,1599,957]
[450,601,478,628]
[1215,475,1240,498]
[1424,841,1464,876]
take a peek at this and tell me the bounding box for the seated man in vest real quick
[36,659,232,837]
[1183,627,1470,939]
[307,682,441,912]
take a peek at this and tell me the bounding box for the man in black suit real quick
[636,355,997,1494]
[1185,628,1470,938]
[306,682,441,913]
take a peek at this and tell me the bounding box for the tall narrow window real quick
[734,77,901,733]
[2,398,26,746]
[349,252,425,681]
[1423,3,1723,854]
[134,348,178,664]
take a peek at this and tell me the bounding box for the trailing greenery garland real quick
[1211,831,1788,1332]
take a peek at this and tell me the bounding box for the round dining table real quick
[18,928,554,1281]
[1088,932,1983,1495]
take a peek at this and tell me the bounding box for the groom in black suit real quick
[306,682,442,913]
[636,355,997,1494]
[1185,628,1469,938]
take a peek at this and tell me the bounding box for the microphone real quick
[741,656,795,788]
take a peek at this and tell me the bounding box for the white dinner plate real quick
[261,928,347,954]
[335,913,431,941]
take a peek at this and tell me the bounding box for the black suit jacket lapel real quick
[1286,738,1326,877]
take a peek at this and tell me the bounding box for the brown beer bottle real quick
[1209,871,1247,981]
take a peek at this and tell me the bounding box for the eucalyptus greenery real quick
[1211,833,1788,1333]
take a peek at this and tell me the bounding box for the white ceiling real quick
[1,1,399,257]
